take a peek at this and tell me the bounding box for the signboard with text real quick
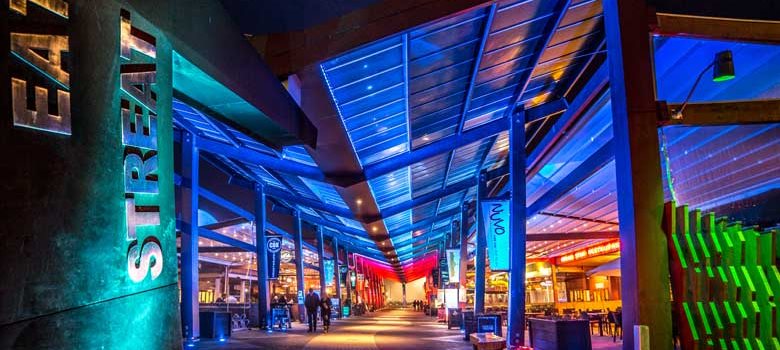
[324,259,334,286]
[558,240,620,264]
[266,235,282,279]
[481,199,510,271]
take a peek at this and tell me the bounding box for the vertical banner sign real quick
[481,199,510,271]
[119,10,163,283]
[340,265,348,285]
[439,256,450,285]
[324,259,335,286]
[9,0,72,135]
[432,269,439,288]
[266,235,282,279]
[446,249,460,284]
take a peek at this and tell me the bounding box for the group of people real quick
[411,299,426,311]
[303,288,333,333]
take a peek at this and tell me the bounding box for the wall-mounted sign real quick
[119,10,163,283]
[446,249,460,284]
[439,256,449,286]
[9,0,72,135]
[324,259,334,286]
[266,235,282,279]
[431,269,439,288]
[481,199,510,271]
[297,290,304,305]
[558,240,620,264]
[280,250,292,263]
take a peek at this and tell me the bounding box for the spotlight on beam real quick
[713,50,735,82]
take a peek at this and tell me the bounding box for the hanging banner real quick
[431,269,439,288]
[324,259,335,286]
[481,199,510,271]
[340,265,348,285]
[446,249,460,284]
[439,256,449,286]
[266,235,282,279]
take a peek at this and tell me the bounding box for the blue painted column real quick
[345,249,352,316]
[507,109,527,348]
[474,173,488,314]
[254,183,270,329]
[333,236,342,318]
[293,210,306,323]
[603,0,672,347]
[459,203,469,303]
[180,131,200,342]
[317,226,327,297]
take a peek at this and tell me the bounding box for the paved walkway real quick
[196,309,622,350]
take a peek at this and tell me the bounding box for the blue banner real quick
[266,235,282,279]
[324,259,335,286]
[481,199,510,271]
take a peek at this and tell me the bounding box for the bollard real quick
[634,325,649,350]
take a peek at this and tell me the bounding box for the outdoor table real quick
[587,312,607,336]
[469,332,506,350]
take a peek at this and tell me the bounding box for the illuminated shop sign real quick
[324,259,334,286]
[480,199,510,271]
[559,241,620,264]
[446,249,460,284]
[9,0,71,134]
[120,10,163,283]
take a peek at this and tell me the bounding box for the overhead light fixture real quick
[713,50,735,82]
[671,50,736,120]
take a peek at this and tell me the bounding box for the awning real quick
[587,258,621,277]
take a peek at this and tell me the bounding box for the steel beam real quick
[474,173,487,314]
[527,139,614,217]
[663,99,780,126]
[604,0,673,347]
[507,110,528,348]
[197,136,326,181]
[254,184,271,329]
[333,236,342,318]
[317,226,327,297]
[525,98,569,123]
[180,131,200,342]
[655,12,780,44]
[294,210,307,323]
[527,231,620,241]
[198,227,256,252]
[456,4,498,134]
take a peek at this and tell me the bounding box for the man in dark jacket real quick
[304,288,320,333]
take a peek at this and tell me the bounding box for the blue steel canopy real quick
[319,0,605,266]
[173,0,780,277]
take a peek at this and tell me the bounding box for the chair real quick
[608,312,622,342]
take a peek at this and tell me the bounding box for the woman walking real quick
[320,293,333,333]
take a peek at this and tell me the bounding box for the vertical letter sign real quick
[324,259,334,286]
[266,235,282,279]
[9,0,71,134]
[481,199,510,271]
[120,10,163,283]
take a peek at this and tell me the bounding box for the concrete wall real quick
[384,278,426,304]
[1,1,181,348]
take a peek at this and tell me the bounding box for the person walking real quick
[304,288,320,333]
[320,293,333,333]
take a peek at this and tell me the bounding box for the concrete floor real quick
[196,309,622,350]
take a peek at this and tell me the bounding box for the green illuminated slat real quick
[730,267,742,288]
[743,338,753,350]
[686,233,701,263]
[697,301,713,335]
[697,233,711,259]
[719,339,727,348]
[772,338,779,349]
[756,266,772,297]
[683,302,700,340]
[695,267,702,274]
[731,340,739,350]
[709,302,724,329]
[718,266,729,284]
[741,266,756,292]
[723,301,736,324]
[706,266,715,279]
[672,235,688,269]
[707,339,714,346]
[737,303,747,319]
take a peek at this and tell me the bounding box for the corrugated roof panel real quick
[368,167,412,210]
[446,138,494,186]
[299,178,350,209]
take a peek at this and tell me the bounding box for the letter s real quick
[127,240,163,282]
